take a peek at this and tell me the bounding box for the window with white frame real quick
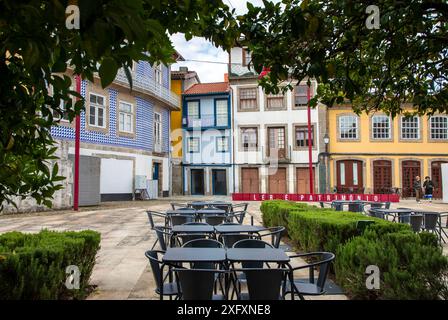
[187,101,200,121]
[216,136,229,152]
[118,101,133,133]
[401,116,420,140]
[187,137,200,153]
[294,84,310,108]
[89,93,106,127]
[372,115,391,139]
[154,113,162,146]
[239,87,258,110]
[430,116,448,140]
[52,86,73,121]
[241,127,258,150]
[154,63,162,85]
[339,115,359,139]
[266,92,285,109]
[215,99,228,126]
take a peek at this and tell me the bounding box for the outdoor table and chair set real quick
[145,201,335,300]
[321,200,448,244]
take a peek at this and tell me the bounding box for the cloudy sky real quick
[171,0,268,83]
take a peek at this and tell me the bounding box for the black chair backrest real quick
[170,215,195,226]
[385,202,391,209]
[174,268,221,300]
[227,210,246,224]
[183,238,223,248]
[233,239,273,268]
[146,211,156,229]
[315,252,335,289]
[171,203,188,210]
[154,226,171,251]
[409,214,423,232]
[183,222,208,225]
[205,215,226,226]
[174,233,209,247]
[145,250,164,292]
[423,213,439,230]
[242,268,287,300]
[261,226,285,248]
[398,212,411,224]
[212,204,232,213]
[348,203,364,213]
[370,203,383,209]
[331,202,343,211]
[219,233,258,248]
[231,203,248,213]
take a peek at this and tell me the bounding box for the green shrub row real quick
[0,230,101,299]
[261,200,448,299]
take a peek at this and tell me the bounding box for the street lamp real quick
[318,133,330,194]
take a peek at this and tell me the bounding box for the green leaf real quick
[99,57,119,88]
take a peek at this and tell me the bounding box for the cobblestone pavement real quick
[0,198,446,300]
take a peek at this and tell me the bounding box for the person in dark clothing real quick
[413,176,422,203]
[423,176,434,203]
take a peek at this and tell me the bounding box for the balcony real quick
[183,115,229,129]
[115,68,180,110]
[263,146,291,164]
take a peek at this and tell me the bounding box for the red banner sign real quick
[231,193,400,202]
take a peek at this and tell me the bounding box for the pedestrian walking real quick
[413,176,422,203]
[423,176,434,203]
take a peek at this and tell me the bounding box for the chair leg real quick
[150,238,159,250]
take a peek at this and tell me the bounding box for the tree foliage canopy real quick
[0,0,238,208]
[239,0,448,116]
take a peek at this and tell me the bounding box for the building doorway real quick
[268,167,287,193]
[191,169,205,195]
[212,169,227,195]
[241,168,259,193]
[373,160,392,194]
[431,161,448,199]
[296,167,315,194]
[336,160,364,193]
[401,160,421,197]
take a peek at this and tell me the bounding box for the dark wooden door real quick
[241,168,259,193]
[431,161,447,199]
[402,161,421,197]
[373,160,392,194]
[268,168,287,193]
[336,160,364,193]
[212,169,227,195]
[268,127,286,159]
[191,169,204,195]
[296,167,315,194]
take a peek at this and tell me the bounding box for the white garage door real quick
[100,158,133,194]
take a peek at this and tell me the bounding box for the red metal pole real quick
[307,85,314,194]
[74,75,81,211]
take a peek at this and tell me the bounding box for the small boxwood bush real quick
[0,230,101,299]
[260,200,448,299]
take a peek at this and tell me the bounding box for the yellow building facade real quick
[327,106,448,198]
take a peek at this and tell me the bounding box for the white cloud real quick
[170,0,278,83]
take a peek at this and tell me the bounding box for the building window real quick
[154,113,162,147]
[339,115,358,139]
[293,84,309,108]
[401,116,420,140]
[118,101,133,133]
[187,101,200,120]
[52,86,73,122]
[372,115,391,139]
[154,63,162,85]
[266,92,285,110]
[239,87,258,110]
[89,93,106,128]
[187,137,200,153]
[215,99,228,126]
[430,116,448,140]
[241,127,258,151]
[242,48,251,67]
[216,136,229,152]
[295,125,314,148]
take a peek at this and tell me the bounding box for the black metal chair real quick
[348,202,364,213]
[170,202,189,210]
[183,222,208,225]
[211,203,232,213]
[205,215,226,226]
[170,214,195,226]
[153,226,172,251]
[231,203,248,213]
[182,238,224,270]
[226,210,247,224]
[218,232,259,248]
[258,226,285,248]
[422,212,440,239]
[369,203,384,209]
[172,233,210,247]
[145,250,179,300]
[233,268,289,300]
[173,268,228,300]
[284,252,335,300]
[146,210,168,229]
[409,214,423,233]
[331,202,344,211]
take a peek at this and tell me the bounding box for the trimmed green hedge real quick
[261,200,448,299]
[0,230,101,299]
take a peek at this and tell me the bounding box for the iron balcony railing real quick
[115,68,180,109]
